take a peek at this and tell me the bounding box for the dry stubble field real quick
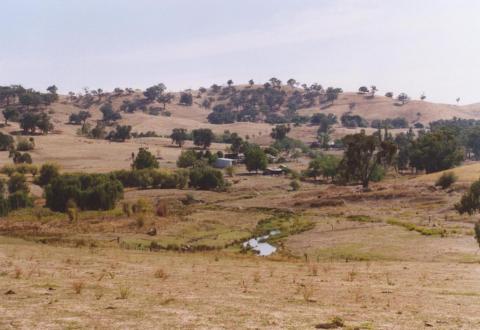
[1,170,480,329]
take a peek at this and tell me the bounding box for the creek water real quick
[242,230,280,256]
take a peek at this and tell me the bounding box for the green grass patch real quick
[6,207,68,222]
[387,219,447,236]
[346,215,381,223]
[253,213,315,241]
[314,244,395,262]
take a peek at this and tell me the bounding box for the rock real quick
[4,290,15,295]
[147,227,157,236]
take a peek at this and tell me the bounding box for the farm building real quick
[214,158,235,169]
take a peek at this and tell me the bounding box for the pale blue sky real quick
[1,0,480,104]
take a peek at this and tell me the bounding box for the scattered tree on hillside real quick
[179,92,193,106]
[385,92,394,98]
[340,113,368,128]
[287,79,297,87]
[339,132,397,189]
[2,107,19,125]
[35,113,54,134]
[358,86,369,94]
[69,110,91,125]
[192,128,214,149]
[20,113,39,134]
[306,155,340,181]
[244,145,267,173]
[324,87,343,105]
[144,83,166,102]
[47,85,58,95]
[397,93,410,105]
[108,125,132,142]
[100,103,121,124]
[270,124,291,141]
[170,128,188,147]
[409,129,463,173]
[157,92,174,109]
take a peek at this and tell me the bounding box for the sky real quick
[1,0,480,104]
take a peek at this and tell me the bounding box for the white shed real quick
[214,158,234,169]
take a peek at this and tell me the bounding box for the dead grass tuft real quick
[301,283,315,302]
[72,280,85,294]
[118,285,131,299]
[13,266,22,279]
[154,268,168,279]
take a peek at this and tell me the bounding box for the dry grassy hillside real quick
[1,85,480,171]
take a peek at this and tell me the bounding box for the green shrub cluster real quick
[435,171,458,189]
[45,173,123,212]
[0,174,33,216]
[189,166,225,190]
[111,169,189,189]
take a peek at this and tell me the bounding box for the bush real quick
[8,191,33,210]
[370,165,385,182]
[16,138,34,151]
[340,113,368,128]
[244,145,267,173]
[225,166,235,177]
[435,171,458,189]
[189,166,225,190]
[0,164,17,176]
[0,133,14,151]
[132,148,159,170]
[45,174,123,212]
[35,163,60,186]
[177,150,200,168]
[8,173,29,194]
[0,196,9,216]
[111,169,188,190]
[12,151,32,164]
[290,180,300,191]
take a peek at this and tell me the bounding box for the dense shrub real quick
[189,166,225,190]
[11,151,32,164]
[0,133,14,151]
[409,129,463,173]
[244,145,267,173]
[8,173,29,194]
[371,117,408,129]
[177,150,216,168]
[132,148,159,170]
[435,171,458,189]
[111,169,188,189]
[45,174,123,212]
[35,163,60,186]
[0,196,9,216]
[340,113,368,128]
[8,191,33,210]
[16,138,35,151]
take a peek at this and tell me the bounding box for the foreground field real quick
[1,237,480,329]
[1,171,480,329]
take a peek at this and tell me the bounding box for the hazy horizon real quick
[2,0,480,104]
